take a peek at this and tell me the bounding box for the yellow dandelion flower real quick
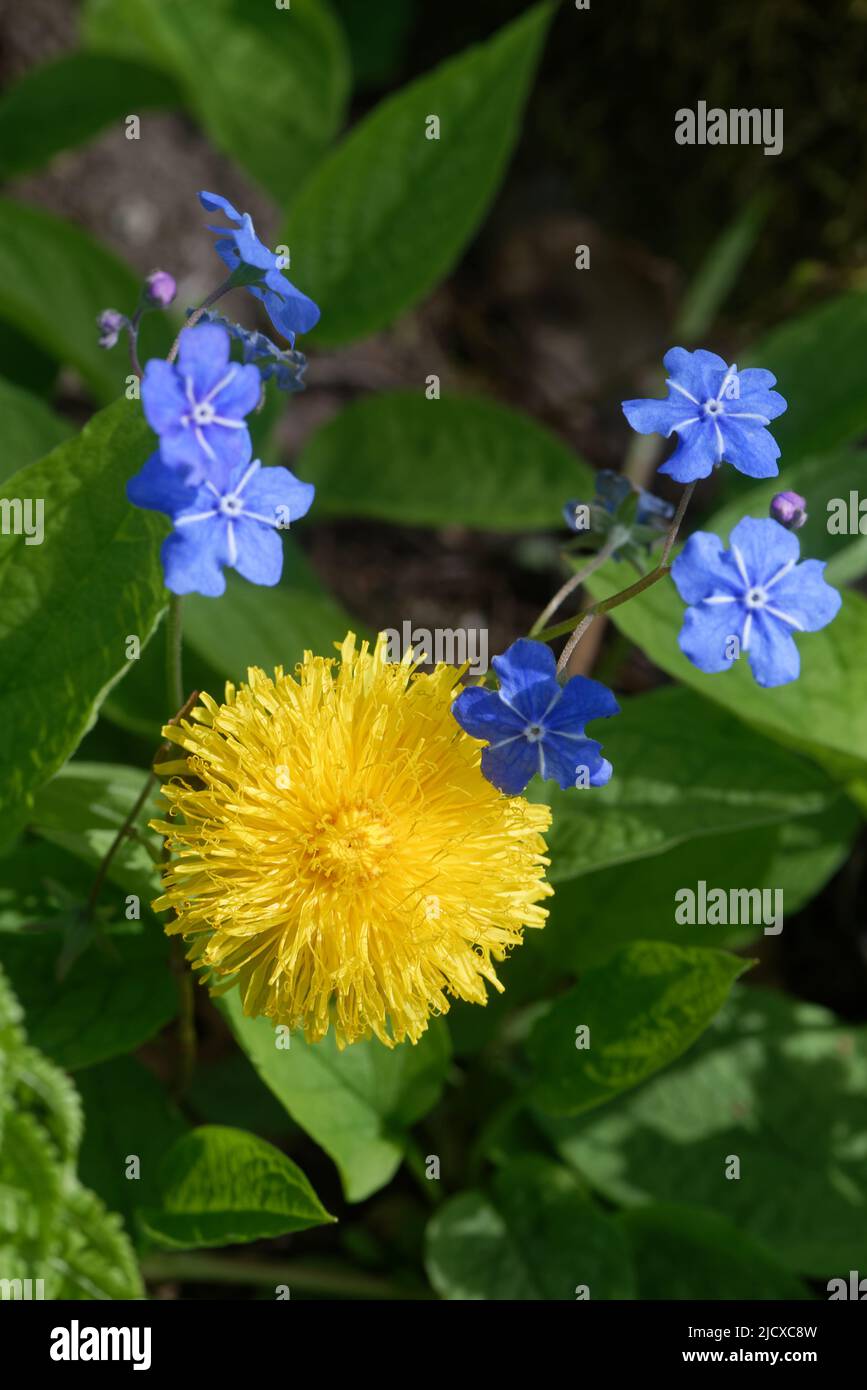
[152,632,553,1048]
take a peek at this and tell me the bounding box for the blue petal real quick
[719,418,780,479]
[480,739,539,796]
[546,674,619,733]
[539,732,609,790]
[658,421,720,482]
[198,191,243,223]
[452,687,525,743]
[678,603,742,674]
[231,518,284,586]
[594,470,633,511]
[176,323,232,395]
[729,382,787,421]
[770,559,842,632]
[161,519,229,597]
[663,346,728,400]
[228,215,274,271]
[671,532,736,604]
[212,361,261,421]
[127,451,200,517]
[198,421,253,488]
[141,359,185,434]
[622,395,695,437]
[491,639,560,723]
[240,464,315,527]
[746,612,800,687]
[157,425,212,482]
[727,516,797,587]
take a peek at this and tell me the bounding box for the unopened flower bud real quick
[97,308,125,349]
[144,269,177,308]
[770,490,807,530]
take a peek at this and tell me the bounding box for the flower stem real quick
[166,276,235,364]
[537,480,698,667]
[165,594,184,714]
[84,772,155,921]
[529,534,620,637]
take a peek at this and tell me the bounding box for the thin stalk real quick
[167,276,235,363]
[84,773,155,921]
[529,534,620,637]
[141,1252,430,1300]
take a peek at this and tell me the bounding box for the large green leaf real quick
[0,376,72,485]
[527,942,749,1117]
[425,1156,635,1300]
[51,1182,144,1299]
[297,392,592,529]
[281,3,553,345]
[82,0,349,203]
[223,991,451,1203]
[0,926,175,1071]
[748,289,867,464]
[0,54,180,179]
[0,201,162,401]
[533,684,839,884]
[541,799,857,973]
[546,988,867,1276]
[0,401,166,820]
[183,540,359,684]
[76,1057,187,1229]
[620,1204,809,1300]
[586,562,867,786]
[138,1125,334,1250]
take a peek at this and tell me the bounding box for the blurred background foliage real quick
[1,0,866,1301]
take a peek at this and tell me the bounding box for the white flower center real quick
[524,723,545,743]
[745,585,768,609]
[704,398,724,418]
[219,494,243,517]
[191,400,216,426]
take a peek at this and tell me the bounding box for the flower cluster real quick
[563,468,674,562]
[122,192,321,597]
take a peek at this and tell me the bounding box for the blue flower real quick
[563,468,674,556]
[622,348,787,484]
[142,323,261,487]
[199,191,320,346]
[451,638,619,795]
[671,516,841,688]
[127,444,315,598]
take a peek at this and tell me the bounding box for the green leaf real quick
[527,942,749,1117]
[707,447,867,587]
[50,1182,144,1299]
[425,1156,635,1300]
[82,0,349,203]
[0,54,180,179]
[138,1125,334,1250]
[0,400,167,820]
[586,562,867,787]
[76,1057,187,1230]
[0,927,176,1070]
[298,391,592,529]
[183,540,359,683]
[675,191,770,342]
[534,684,840,884]
[281,3,553,345]
[29,762,163,904]
[0,376,72,485]
[541,799,858,973]
[546,988,867,1276]
[223,990,451,1202]
[748,288,867,464]
[0,201,164,401]
[620,1204,810,1300]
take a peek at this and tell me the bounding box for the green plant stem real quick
[140,1251,430,1300]
[83,772,155,921]
[529,533,620,637]
[165,594,184,714]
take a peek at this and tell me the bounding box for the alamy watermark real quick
[384,621,488,675]
[675,881,783,936]
[675,102,783,157]
[0,497,44,545]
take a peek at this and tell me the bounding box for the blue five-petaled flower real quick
[142,323,260,487]
[451,639,619,795]
[127,444,314,598]
[622,347,787,484]
[671,517,841,688]
[199,191,320,346]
